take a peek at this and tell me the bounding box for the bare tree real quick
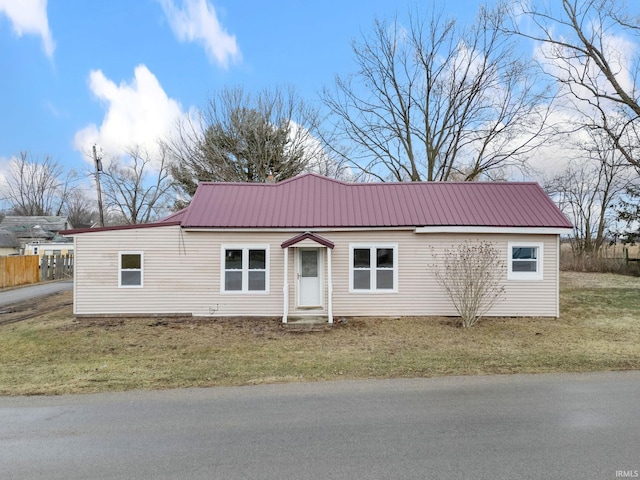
[63,190,97,228]
[506,0,640,169]
[1,152,77,216]
[322,5,550,182]
[430,241,505,327]
[100,145,175,225]
[545,129,628,257]
[165,86,328,199]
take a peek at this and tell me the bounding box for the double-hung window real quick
[222,246,269,293]
[350,244,397,292]
[508,242,543,280]
[119,252,143,287]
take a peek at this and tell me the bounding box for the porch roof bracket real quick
[281,231,334,249]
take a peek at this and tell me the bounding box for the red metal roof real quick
[179,173,572,229]
[62,221,181,235]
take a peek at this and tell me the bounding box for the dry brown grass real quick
[1,272,639,396]
[560,242,640,274]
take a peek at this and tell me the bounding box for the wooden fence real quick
[0,255,40,288]
[40,254,74,281]
[0,254,74,288]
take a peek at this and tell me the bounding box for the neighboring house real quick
[63,173,572,322]
[0,216,74,253]
[0,228,20,256]
[24,240,74,258]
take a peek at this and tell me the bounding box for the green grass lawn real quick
[1,271,639,396]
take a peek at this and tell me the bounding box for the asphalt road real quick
[1,372,639,480]
[0,280,73,307]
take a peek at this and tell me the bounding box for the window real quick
[508,242,543,280]
[119,252,143,287]
[222,246,269,293]
[350,244,397,292]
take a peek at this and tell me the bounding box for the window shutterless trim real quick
[348,243,398,293]
[220,244,270,294]
[508,242,543,281]
[118,251,143,288]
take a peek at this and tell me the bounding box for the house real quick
[0,216,73,254]
[23,239,74,258]
[62,173,572,322]
[0,228,20,256]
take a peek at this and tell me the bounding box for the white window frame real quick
[220,244,270,294]
[508,242,543,281]
[349,244,398,293]
[119,251,144,288]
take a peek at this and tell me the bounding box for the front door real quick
[298,248,322,307]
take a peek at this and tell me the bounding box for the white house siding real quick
[73,227,289,316]
[325,231,559,318]
[73,226,559,317]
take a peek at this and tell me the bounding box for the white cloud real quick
[0,0,54,57]
[0,156,11,202]
[534,28,638,118]
[74,65,184,166]
[158,0,240,68]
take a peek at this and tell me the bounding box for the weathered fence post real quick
[39,254,74,282]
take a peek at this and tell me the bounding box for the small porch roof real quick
[281,231,335,249]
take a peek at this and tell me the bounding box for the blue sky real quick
[0,0,487,184]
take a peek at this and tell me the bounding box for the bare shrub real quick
[431,241,505,327]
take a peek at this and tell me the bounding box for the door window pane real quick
[301,250,318,277]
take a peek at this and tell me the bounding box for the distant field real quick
[1,272,639,396]
[560,242,640,274]
[560,242,639,258]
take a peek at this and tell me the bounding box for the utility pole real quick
[92,145,105,227]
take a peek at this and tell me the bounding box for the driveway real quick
[1,371,639,480]
[0,280,73,307]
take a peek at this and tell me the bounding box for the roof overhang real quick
[281,231,335,249]
[414,226,573,235]
[61,221,182,236]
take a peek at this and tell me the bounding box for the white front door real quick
[298,248,322,307]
